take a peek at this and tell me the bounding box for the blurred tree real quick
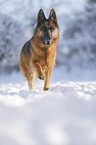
[90,0,96,2]
[56,0,96,70]
[0,14,24,73]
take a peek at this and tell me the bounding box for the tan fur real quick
[20,9,59,90]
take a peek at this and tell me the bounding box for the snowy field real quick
[0,66,96,145]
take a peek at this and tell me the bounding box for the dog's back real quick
[20,40,31,77]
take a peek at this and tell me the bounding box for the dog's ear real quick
[37,9,46,25]
[49,9,57,22]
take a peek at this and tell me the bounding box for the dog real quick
[20,9,59,90]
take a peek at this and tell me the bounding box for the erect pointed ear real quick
[37,9,46,25]
[49,9,57,22]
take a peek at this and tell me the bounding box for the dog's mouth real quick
[44,40,52,46]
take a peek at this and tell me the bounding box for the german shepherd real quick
[20,9,59,90]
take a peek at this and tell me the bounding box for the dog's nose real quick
[46,32,52,40]
[45,40,52,46]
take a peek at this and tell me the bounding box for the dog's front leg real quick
[43,67,52,91]
[27,72,35,90]
[35,62,45,80]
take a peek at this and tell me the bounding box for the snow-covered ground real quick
[0,66,96,145]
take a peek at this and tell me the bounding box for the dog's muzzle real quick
[44,39,52,46]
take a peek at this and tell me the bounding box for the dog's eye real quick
[50,27,54,32]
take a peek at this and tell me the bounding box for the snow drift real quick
[0,66,96,145]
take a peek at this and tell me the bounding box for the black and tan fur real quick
[20,9,59,90]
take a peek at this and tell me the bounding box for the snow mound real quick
[0,80,96,107]
[0,69,96,107]
[0,67,96,145]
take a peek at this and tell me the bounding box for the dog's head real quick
[35,9,59,47]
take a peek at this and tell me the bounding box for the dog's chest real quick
[39,48,55,68]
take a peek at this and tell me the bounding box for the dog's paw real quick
[38,75,45,80]
[43,87,49,91]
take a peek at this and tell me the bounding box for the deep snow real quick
[0,66,96,145]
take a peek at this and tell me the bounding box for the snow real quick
[0,66,96,145]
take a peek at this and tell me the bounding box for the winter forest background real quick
[0,0,96,73]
